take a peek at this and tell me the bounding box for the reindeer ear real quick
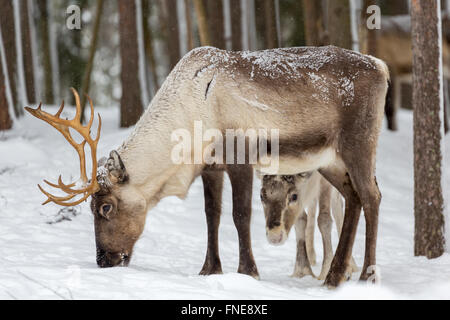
[106,150,129,184]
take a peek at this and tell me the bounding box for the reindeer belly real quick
[257,147,336,175]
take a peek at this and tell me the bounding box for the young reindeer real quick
[260,172,358,280]
[27,46,389,287]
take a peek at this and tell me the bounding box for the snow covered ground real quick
[0,106,449,300]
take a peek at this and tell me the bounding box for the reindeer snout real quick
[266,226,287,246]
[96,248,130,268]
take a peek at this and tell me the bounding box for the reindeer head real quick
[260,173,313,245]
[26,89,147,268]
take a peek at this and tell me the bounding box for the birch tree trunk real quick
[411,0,446,258]
[119,0,144,127]
[327,0,352,49]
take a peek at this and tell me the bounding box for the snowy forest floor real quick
[0,107,450,300]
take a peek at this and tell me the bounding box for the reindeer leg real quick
[317,181,333,281]
[199,171,224,275]
[319,164,362,288]
[292,211,315,278]
[226,164,259,279]
[331,188,358,273]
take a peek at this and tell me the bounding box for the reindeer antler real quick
[25,88,102,206]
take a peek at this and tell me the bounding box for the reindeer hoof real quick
[292,267,315,279]
[323,270,347,288]
[199,260,223,276]
[238,264,260,280]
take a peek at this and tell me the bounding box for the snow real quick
[1,107,450,300]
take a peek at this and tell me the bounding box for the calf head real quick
[260,173,313,245]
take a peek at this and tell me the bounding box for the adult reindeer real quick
[27,46,389,287]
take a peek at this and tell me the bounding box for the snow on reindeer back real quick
[190,46,377,107]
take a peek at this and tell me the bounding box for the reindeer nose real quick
[267,220,281,229]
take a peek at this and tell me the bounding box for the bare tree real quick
[263,0,278,48]
[230,0,242,50]
[0,0,20,116]
[20,0,36,104]
[327,0,352,49]
[206,0,225,49]
[411,0,445,258]
[162,0,181,70]
[184,0,195,51]
[36,0,54,104]
[119,0,144,127]
[193,0,211,46]
[142,0,160,94]
[80,0,105,123]
[0,28,12,130]
[303,0,325,46]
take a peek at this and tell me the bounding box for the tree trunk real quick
[411,0,445,259]
[80,0,104,123]
[263,0,278,48]
[193,0,211,46]
[36,0,54,104]
[206,0,225,49]
[302,0,324,46]
[0,31,12,130]
[230,0,242,50]
[164,0,181,70]
[119,0,144,128]
[185,0,195,51]
[143,0,160,95]
[360,0,378,56]
[0,0,20,116]
[385,0,409,16]
[20,0,36,105]
[327,0,352,49]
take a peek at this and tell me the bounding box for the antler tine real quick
[55,100,65,118]
[71,87,82,123]
[86,94,95,131]
[25,88,102,207]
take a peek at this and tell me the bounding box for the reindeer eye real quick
[290,194,298,202]
[100,204,113,217]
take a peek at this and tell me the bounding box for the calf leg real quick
[292,211,315,278]
[305,199,317,266]
[227,165,259,279]
[199,171,224,275]
[317,182,333,281]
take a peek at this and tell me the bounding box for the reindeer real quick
[260,172,358,280]
[26,45,389,287]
